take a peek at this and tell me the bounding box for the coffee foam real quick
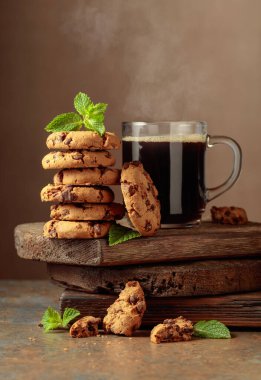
[122,134,206,143]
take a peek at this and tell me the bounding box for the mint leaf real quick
[74,92,91,116]
[84,117,105,137]
[45,112,82,132]
[89,102,107,116]
[62,308,80,328]
[44,92,108,136]
[109,224,141,246]
[41,306,63,332]
[82,101,107,137]
[193,320,231,339]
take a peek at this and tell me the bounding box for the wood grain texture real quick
[60,290,261,327]
[15,222,261,267]
[48,259,261,297]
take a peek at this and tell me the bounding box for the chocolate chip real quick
[104,209,112,219]
[128,281,138,287]
[136,302,145,314]
[58,171,64,183]
[72,152,83,160]
[129,295,138,305]
[64,137,72,146]
[55,132,66,142]
[61,209,70,217]
[123,162,130,169]
[131,161,141,167]
[129,185,138,196]
[48,221,58,238]
[145,221,152,231]
[62,188,76,202]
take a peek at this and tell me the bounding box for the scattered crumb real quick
[63,348,68,352]
[28,337,36,342]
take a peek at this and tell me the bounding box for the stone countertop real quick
[0,280,260,380]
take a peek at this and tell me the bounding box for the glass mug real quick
[122,121,242,228]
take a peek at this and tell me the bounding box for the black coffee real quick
[123,137,206,225]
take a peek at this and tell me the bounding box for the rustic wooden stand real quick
[15,222,261,327]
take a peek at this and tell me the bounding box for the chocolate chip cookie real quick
[211,206,248,225]
[42,150,115,169]
[121,161,161,236]
[47,131,120,150]
[103,281,146,336]
[54,168,121,186]
[41,184,114,203]
[150,316,193,344]
[44,220,111,239]
[70,316,101,338]
[50,203,125,221]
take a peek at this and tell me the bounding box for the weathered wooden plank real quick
[15,222,261,267]
[49,259,261,297]
[60,290,261,327]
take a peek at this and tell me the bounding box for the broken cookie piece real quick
[103,281,146,336]
[211,206,248,225]
[150,316,193,344]
[69,316,101,338]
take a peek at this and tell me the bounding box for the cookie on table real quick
[70,316,101,338]
[50,203,125,221]
[103,281,146,337]
[54,168,121,186]
[47,131,121,151]
[41,184,114,203]
[42,150,115,170]
[43,220,111,239]
[211,206,248,225]
[121,161,161,236]
[150,316,193,344]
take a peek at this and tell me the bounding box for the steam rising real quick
[61,1,210,120]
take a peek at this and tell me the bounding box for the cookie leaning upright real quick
[121,161,161,236]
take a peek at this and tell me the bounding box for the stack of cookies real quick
[41,131,125,239]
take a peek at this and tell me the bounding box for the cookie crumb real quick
[150,316,193,344]
[103,281,146,336]
[70,316,101,338]
[211,206,248,225]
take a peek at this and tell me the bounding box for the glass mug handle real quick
[206,135,242,202]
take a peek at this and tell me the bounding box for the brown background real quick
[0,0,260,279]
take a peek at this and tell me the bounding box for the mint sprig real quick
[74,92,91,116]
[45,112,82,132]
[109,224,141,246]
[193,320,231,339]
[45,92,108,136]
[41,306,80,332]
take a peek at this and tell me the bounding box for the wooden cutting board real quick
[15,222,261,267]
[48,259,261,297]
[60,289,261,327]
